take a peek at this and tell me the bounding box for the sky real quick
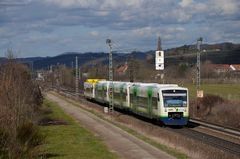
[0,0,240,57]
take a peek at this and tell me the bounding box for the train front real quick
[160,88,189,126]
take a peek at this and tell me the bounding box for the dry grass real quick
[207,101,240,128]
[190,94,240,129]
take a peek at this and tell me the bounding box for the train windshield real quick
[162,90,187,107]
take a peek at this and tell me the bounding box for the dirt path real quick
[46,93,175,159]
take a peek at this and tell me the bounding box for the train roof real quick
[86,81,186,90]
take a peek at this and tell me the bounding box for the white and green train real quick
[84,80,189,125]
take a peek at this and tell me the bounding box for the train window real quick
[114,92,121,102]
[138,96,148,108]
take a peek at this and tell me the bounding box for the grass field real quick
[183,84,240,100]
[40,100,118,159]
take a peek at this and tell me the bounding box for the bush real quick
[191,94,240,129]
[16,122,45,159]
[0,129,9,158]
[200,94,224,107]
[0,59,44,158]
[208,101,240,129]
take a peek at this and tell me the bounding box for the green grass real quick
[184,84,240,100]
[41,100,118,159]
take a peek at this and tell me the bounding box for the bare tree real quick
[0,52,44,158]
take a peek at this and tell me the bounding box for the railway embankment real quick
[46,92,177,159]
[50,91,240,159]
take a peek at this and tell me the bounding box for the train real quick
[84,79,189,126]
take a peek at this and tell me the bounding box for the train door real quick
[132,86,138,112]
[93,84,96,98]
[126,84,131,107]
[157,92,161,115]
[103,83,107,102]
[101,84,105,101]
[120,84,124,107]
[147,87,153,118]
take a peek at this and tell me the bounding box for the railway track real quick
[189,118,240,137]
[53,89,240,156]
[170,127,240,156]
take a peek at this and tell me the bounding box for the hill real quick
[0,42,239,70]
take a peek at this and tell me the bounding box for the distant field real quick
[41,100,118,159]
[183,84,240,100]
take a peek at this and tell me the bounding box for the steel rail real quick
[189,118,240,137]
[171,127,240,156]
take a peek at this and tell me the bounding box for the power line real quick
[75,56,79,98]
[196,37,203,90]
[106,39,114,113]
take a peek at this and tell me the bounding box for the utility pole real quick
[106,39,114,113]
[196,37,203,91]
[128,53,134,82]
[79,67,82,92]
[196,37,203,116]
[75,56,79,98]
[56,63,60,92]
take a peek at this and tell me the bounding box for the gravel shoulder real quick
[46,93,175,159]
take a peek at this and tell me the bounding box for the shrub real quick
[0,58,44,158]
[16,122,45,159]
[0,129,9,158]
[200,94,224,107]
[209,101,240,129]
[191,94,240,129]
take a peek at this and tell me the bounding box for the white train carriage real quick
[84,80,189,126]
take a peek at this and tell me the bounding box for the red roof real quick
[208,64,240,71]
[231,64,240,71]
[116,63,128,74]
[209,64,229,70]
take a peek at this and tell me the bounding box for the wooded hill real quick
[1,42,239,70]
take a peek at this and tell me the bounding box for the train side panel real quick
[84,80,189,126]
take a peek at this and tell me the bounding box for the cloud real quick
[90,31,99,37]
[0,0,31,6]
[179,0,193,8]
[0,0,239,57]
[210,0,239,15]
[43,0,142,9]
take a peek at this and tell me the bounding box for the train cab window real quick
[162,90,187,107]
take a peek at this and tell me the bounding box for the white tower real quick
[155,37,164,70]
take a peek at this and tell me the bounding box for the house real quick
[230,64,240,71]
[116,63,128,75]
[209,64,240,74]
